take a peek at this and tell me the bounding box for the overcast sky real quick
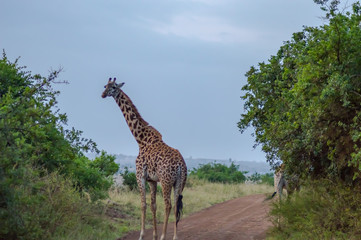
[1,0,345,163]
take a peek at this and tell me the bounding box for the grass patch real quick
[268,180,361,239]
[107,176,273,238]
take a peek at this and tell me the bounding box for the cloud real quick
[146,14,261,44]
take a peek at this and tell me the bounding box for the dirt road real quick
[121,194,272,240]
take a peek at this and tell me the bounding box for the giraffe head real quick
[101,78,125,98]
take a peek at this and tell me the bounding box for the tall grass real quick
[108,176,274,234]
[0,169,121,240]
[268,180,361,239]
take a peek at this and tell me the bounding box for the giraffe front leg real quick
[137,175,147,240]
[160,183,172,240]
[149,181,158,240]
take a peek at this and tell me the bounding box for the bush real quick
[260,173,274,186]
[120,167,138,191]
[239,0,361,184]
[0,169,93,240]
[0,53,119,239]
[190,162,247,183]
[91,151,119,177]
[248,172,274,186]
[269,180,361,239]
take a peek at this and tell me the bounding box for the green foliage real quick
[0,52,119,239]
[248,172,274,186]
[91,151,119,177]
[239,1,361,183]
[190,162,247,183]
[0,169,95,240]
[248,172,261,182]
[269,180,361,239]
[0,170,120,240]
[261,173,274,186]
[120,167,138,191]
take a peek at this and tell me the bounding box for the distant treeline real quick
[119,162,273,191]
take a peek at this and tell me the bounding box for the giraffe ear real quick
[116,82,125,88]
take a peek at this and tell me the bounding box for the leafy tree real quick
[190,162,247,183]
[248,172,261,182]
[91,151,119,177]
[248,172,274,185]
[120,167,138,190]
[260,173,274,186]
[238,1,361,184]
[0,52,119,239]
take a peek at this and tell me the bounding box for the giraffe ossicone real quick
[102,78,187,240]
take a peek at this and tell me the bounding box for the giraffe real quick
[102,78,187,240]
[271,164,299,200]
[272,164,289,201]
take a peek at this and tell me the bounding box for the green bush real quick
[260,173,274,186]
[91,151,119,177]
[248,172,274,186]
[120,167,138,191]
[0,52,119,239]
[239,0,361,184]
[269,180,361,239]
[0,169,94,240]
[190,162,247,183]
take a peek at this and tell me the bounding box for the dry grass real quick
[108,177,273,232]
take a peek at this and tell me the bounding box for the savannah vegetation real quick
[112,165,273,234]
[239,0,361,238]
[0,51,273,239]
[0,53,121,240]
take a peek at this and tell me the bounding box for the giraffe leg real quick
[172,167,184,240]
[137,175,147,240]
[277,177,284,201]
[149,181,158,240]
[173,188,180,240]
[160,183,172,240]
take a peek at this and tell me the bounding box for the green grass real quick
[30,176,273,240]
[267,180,361,240]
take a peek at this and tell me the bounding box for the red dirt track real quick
[121,194,272,240]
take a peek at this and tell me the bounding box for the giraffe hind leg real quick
[137,173,147,240]
[173,166,185,240]
[149,181,158,240]
[160,183,172,240]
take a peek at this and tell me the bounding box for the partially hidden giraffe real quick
[102,78,187,240]
[272,164,289,200]
[271,164,299,200]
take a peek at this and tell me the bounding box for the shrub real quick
[190,162,247,183]
[269,180,361,239]
[260,173,274,186]
[0,169,93,240]
[91,151,119,177]
[248,172,274,186]
[0,53,119,239]
[120,167,138,191]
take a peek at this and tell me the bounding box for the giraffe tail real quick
[176,194,183,226]
[175,164,186,226]
[271,191,277,198]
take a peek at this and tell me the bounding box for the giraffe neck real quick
[114,90,159,145]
